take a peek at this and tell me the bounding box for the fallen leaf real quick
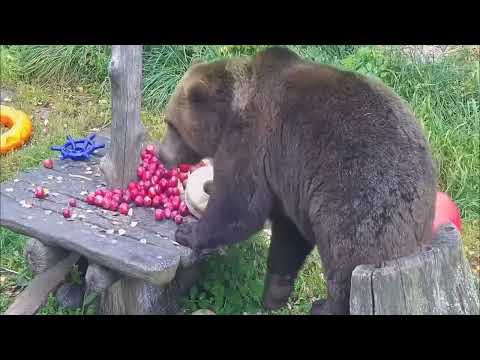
[118,229,126,236]
[130,221,138,227]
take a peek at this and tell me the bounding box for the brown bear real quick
[156,46,437,315]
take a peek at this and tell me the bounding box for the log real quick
[100,263,202,315]
[100,45,147,189]
[25,238,68,275]
[4,253,80,315]
[350,223,480,315]
[84,264,120,312]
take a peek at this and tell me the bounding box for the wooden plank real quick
[4,253,80,315]
[0,193,180,286]
[100,45,148,189]
[1,156,199,267]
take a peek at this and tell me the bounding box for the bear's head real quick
[157,60,235,169]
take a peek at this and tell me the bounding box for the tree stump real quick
[25,237,69,275]
[100,45,148,189]
[350,223,480,315]
[100,263,202,315]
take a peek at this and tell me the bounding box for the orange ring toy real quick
[1,105,33,155]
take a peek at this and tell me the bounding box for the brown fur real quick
[157,47,437,315]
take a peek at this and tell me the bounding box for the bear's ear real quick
[185,79,210,104]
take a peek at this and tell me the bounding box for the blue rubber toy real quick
[51,134,105,161]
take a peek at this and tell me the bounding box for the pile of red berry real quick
[83,144,206,224]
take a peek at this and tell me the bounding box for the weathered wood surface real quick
[0,136,204,286]
[350,223,480,315]
[4,253,80,315]
[25,237,69,275]
[100,45,148,189]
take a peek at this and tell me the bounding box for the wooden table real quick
[1,136,206,314]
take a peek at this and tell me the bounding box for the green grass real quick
[1,45,479,315]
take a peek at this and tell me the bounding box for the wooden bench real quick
[0,135,208,314]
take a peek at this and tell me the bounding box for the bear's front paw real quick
[175,222,199,249]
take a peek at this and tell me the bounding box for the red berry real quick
[153,184,161,194]
[137,180,145,189]
[150,156,159,165]
[151,175,159,184]
[148,186,157,197]
[179,202,189,216]
[134,195,144,207]
[113,188,123,196]
[178,173,188,182]
[122,191,131,203]
[159,193,168,204]
[152,195,162,208]
[166,187,173,196]
[146,144,156,155]
[164,208,172,219]
[137,166,145,178]
[144,170,152,181]
[43,159,54,169]
[168,176,178,188]
[141,149,149,160]
[155,169,162,177]
[110,200,119,212]
[159,178,168,190]
[95,189,104,196]
[138,188,146,197]
[174,214,183,224]
[128,181,138,191]
[130,188,139,200]
[144,196,152,207]
[118,203,129,215]
[86,193,96,205]
[171,210,179,218]
[68,198,77,207]
[144,180,152,189]
[102,197,112,210]
[171,187,180,196]
[112,194,121,203]
[148,163,157,172]
[164,202,174,211]
[34,186,46,199]
[171,169,179,178]
[63,208,72,218]
[155,208,165,221]
[94,195,104,206]
[178,164,191,173]
[104,191,113,199]
[171,197,180,210]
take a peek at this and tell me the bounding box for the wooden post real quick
[101,45,147,189]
